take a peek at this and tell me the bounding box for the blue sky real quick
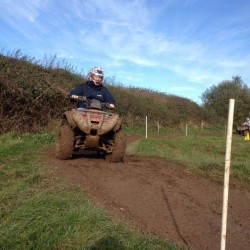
[1,0,250,104]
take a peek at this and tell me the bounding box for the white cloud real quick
[218,60,248,68]
[0,0,47,22]
[1,0,250,102]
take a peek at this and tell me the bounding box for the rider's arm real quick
[68,84,88,108]
[69,84,85,98]
[102,87,116,109]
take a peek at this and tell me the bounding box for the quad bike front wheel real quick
[55,123,74,160]
[106,131,126,163]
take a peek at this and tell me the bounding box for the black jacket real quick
[69,81,115,109]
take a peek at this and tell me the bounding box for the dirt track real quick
[46,136,250,250]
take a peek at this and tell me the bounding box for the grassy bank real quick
[0,132,185,250]
[127,133,250,190]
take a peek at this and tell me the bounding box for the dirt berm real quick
[46,135,250,250]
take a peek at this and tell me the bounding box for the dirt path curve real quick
[46,135,250,250]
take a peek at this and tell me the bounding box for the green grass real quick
[129,133,250,190]
[0,132,186,250]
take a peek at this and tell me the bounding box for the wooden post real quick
[220,99,235,250]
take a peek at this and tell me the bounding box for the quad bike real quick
[236,125,250,136]
[55,96,126,162]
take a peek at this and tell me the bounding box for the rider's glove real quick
[70,95,87,102]
[71,95,79,100]
[109,104,115,109]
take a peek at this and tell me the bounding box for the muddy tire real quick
[106,131,126,162]
[55,123,74,160]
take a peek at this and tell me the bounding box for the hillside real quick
[0,51,203,134]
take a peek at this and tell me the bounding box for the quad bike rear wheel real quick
[106,131,126,162]
[55,123,74,160]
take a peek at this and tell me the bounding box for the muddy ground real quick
[46,135,250,250]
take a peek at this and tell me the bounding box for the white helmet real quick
[90,67,104,77]
[87,66,104,83]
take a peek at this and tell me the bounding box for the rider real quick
[69,66,115,110]
[244,117,250,127]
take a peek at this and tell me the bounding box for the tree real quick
[201,76,250,126]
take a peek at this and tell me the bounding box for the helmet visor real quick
[93,73,103,79]
[95,69,103,76]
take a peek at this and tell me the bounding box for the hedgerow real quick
[0,49,203,134]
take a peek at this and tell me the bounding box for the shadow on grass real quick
[90,235,126,250]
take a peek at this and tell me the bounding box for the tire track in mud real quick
[45,139,250,250]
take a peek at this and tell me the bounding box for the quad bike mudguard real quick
[71,109,121,135]
[63,109,122,134]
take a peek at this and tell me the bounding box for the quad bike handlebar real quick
[69,95,114,110]
[70,95,87,102]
